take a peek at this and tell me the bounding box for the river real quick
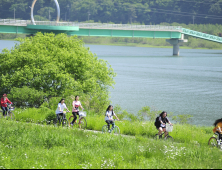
[1,40,222,126]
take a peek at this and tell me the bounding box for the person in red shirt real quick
[1,94,12,116]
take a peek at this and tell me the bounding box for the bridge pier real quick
[166,38,188,56]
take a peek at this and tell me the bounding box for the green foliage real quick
[45,110,57,124]
[113,104,122,114]
[138,106,161,122]
[33,15,49,21]
[7,86,46,108]
[0,33,26,40]
[0,32,116,110]
[37,7,55,20]
[113,107,141,122]
[173,114,193,124]
[126,111,140,122]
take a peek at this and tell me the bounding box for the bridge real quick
[1,19,222,56]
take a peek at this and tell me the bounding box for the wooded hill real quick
[1,0,222,25]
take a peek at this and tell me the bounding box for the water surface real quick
[86,45,222,126]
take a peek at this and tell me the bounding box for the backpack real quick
[154,116,160,126]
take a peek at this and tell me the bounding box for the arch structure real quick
[30,0,60,25]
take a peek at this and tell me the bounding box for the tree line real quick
[1,0,222,25]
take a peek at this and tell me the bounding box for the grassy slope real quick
[14,108,214,146]
[0,119,221,169]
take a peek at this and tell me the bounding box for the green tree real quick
[37,7,55,21]
[0,32,116,109]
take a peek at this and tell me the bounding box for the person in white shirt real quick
[105,105,119,133]
[70,96,84,126]
[55,99,70,124]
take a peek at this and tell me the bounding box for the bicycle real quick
[153,125,173,142]
[102,119,120,134]
[54,111,69,127]
[0,104,15,120]
[69,111,87,130]
[208,132,222,149]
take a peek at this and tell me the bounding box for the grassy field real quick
[0,119,221,169]
[13,107,214,147]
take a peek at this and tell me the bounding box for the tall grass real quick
[13,107,214,147]
[0,119,221,169]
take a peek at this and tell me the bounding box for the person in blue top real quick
[105,105,119,133]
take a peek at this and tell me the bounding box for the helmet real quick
[3,94,7,97]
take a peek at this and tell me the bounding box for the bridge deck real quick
[0,19,222,43]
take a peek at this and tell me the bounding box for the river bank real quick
[79,36,222,50]
[83,42,222,50]
[1,33,222,50]
[2,39,221,50]
[3,40,219,50]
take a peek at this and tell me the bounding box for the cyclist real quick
[213,118,222,141]
[105,105,119,133]
[155,111,173,138]
[55,99,70,124]
[70,95,84,126]
[1,94,12,117]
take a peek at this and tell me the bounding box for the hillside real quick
[1,0,222,25]
[0,119,221,169]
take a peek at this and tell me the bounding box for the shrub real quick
[8,86,46,107]
[45,110,57,124]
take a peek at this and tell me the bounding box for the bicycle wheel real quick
[154,134,163,140]
[69,115,74,127]
[54,117,62,127]
[62,119,69,127]
[113,126,120,134]
[8,112,15,120]
[208,137,218,148]
[54,119,60,127]
[165,135,173,142]
[153,134,159,140]
[79,117,87,130]
[102,125,109,133]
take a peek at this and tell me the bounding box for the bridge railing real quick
[182,28,222,43]
[30,21,182,31]
[0,19,182,31]
[77,23,182,31]
[0,19,31,25]
[29,21,79,26]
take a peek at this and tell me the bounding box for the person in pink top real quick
[1,94,12,117]
[70,95,84,126]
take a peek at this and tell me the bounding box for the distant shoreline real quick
[1,39,222,50]
[84,42,222,50]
